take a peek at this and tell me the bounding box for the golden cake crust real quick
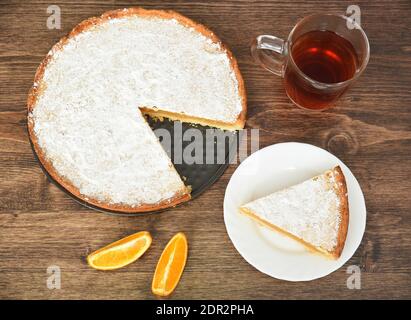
[27,7,246,213]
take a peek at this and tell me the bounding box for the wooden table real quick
[0,0,410,300]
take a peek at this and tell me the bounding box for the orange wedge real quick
[152,232,188,296]
[87,231,152,270]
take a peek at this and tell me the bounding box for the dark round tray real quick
[29,117,238,216]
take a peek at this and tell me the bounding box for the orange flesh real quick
[87,231,152,270]
[152,232,188,296]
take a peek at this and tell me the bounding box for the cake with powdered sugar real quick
[240,166,349,259]
[27,8,246,212]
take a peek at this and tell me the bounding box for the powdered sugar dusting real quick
[29,14,245,206]
[241,169,343,252]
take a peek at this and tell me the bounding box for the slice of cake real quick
[239,166,349,259]
[27,8,246,212]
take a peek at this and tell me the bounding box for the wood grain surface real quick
[0,0,410,299]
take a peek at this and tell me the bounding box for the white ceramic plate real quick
[224,142,366,281]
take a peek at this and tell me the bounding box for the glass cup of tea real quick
[251,13,370,110]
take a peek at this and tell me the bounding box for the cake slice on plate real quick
[239,166,349,259]
[27,8,246,213]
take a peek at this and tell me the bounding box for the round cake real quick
[27,8,246,212]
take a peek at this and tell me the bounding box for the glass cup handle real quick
[251,35,286,77]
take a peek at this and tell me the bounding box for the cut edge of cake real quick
[27,7,246,213]
[139,107,245,131]
[239,166,349,259]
